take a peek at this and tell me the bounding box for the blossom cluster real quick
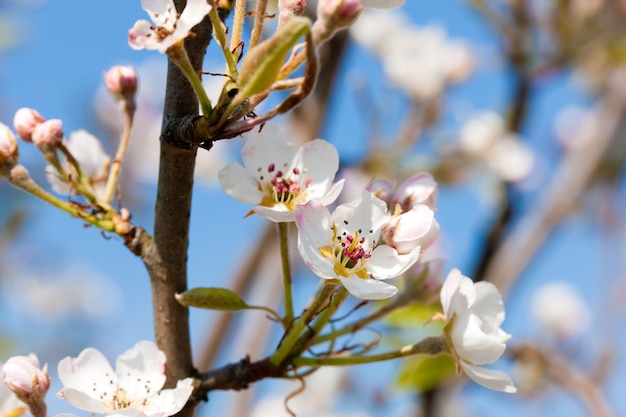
[218,125,516,392]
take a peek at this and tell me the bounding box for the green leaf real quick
[396,355,456,392]
[236,16,310,99]
[385,304,442,329]
[175,287,249,311]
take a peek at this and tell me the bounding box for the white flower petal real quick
[451,314,506,365]
[472,282,508,340]
[338,275,398,300]
[141,378,193,417]
[295,202,336,279]
[57,348,117,412]
[242,125,297,174]
[293,139,340,197]
[253,204,295,222]
[334,191,388,245]
[218,162,265,204]
[116,341,167,401]
[460,363,517,393]
[315,179,345,206]
[367,244,420,279]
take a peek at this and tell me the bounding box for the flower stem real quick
[57,143,99,205]
[278,222,294,323]
[7,165,116,232]
[229,0,247,53]
[103,102,135,203]
[208,7,239,77]
[290,286,349,354]
[312,296,398,345]
[270,281,338,366]
[167,42,213,117]
[249,0,268,49]
[292,335,448,367]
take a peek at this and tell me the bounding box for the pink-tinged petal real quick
[293,139,340,196]
[381,205,439,254]
[242,125,297,173]
[338,275,398,300]
[116,341,166,401]
[313,179,345,206]
[253,204,294,222]
[361,0,405,9]
[141,378,193,417]
[295,201,333,249]
[451,314,506,365]
[367,244,420,279]
[393,172,438,211]
[295,202,336,278]
[128,20,159,51]
[460,363,517,393]
[218,162,265,204]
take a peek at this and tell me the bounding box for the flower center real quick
[150,6,178,40]
[328,222,374,279]
[258,163,312,208]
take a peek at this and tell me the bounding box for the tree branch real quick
[141,2,213,416]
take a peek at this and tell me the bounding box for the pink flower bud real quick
[2,354,50,403]
[13,108,45,143]
[381,205,440,255]
[0,122,19,175]
[366,179,394,204]
[393,172,438,212]
[103,65,138,104]
[313,0,363,44]
[278,0,307,27]
[31,119,63,149]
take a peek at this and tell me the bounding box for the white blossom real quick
[440,269,516,393]
[57,341,193,417]
[296,191,421,300]
[128,0,212,53]
[219,124,344,222]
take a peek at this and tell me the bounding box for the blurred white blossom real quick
[531,281,591,339]
[458,111,534,182]
[5,266,121,323]
[351,11,473,100]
